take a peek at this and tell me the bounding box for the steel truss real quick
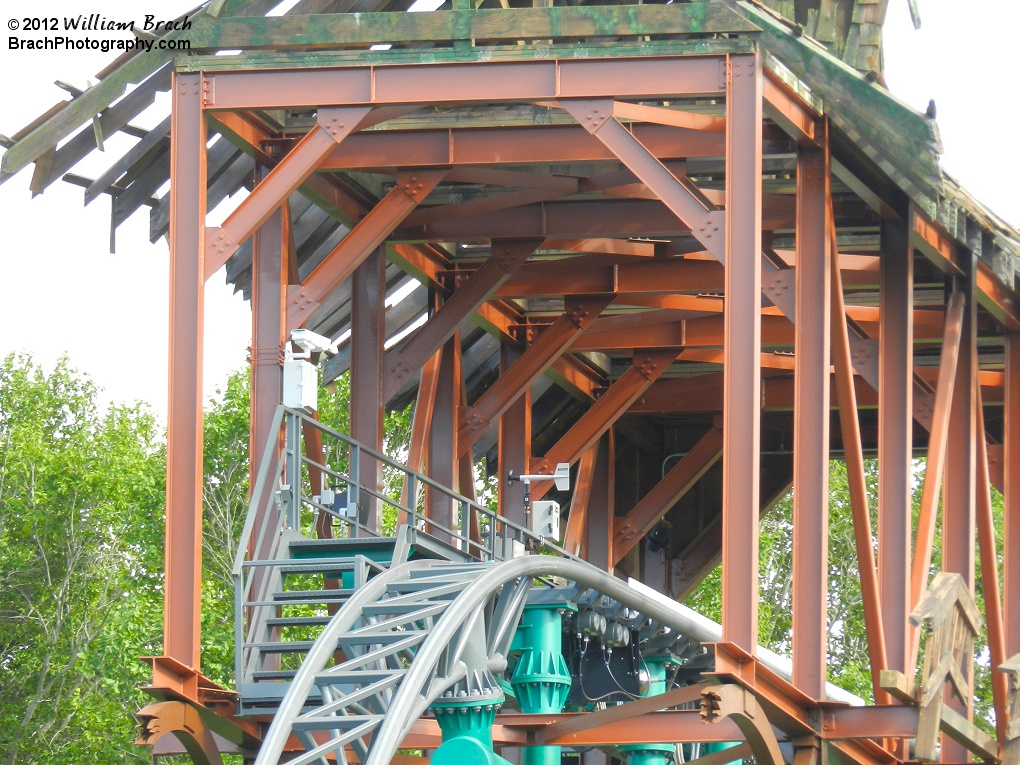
[149,40,1019,765]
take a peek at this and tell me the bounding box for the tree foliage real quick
[0,354,165,765]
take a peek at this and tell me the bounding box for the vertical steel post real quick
[164,71,207,675]
[877,216,913,683]
[250,194,286,490]
[498,343,531,530]
[1007,333,1020,658]
[351,245,386,533]
[792,135,831,699]
[585,431,615,571]
[942,256,977,761]
[721,53,763,654]
[429,332,461,535]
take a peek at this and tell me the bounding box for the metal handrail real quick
[232,404,579,686]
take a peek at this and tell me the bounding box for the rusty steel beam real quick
[792,136,830,700]
[164,72,207,682]
[762,72,819,146]
[571,313,794,352]
[720,53,763,655]
[585,432,615,571]
[459,295,614,457]
[1008,333,1020,658]
[976,386,1010,745]
[529,350,678,500]
[350,247,386,533]
[497,343,531,530]
[401,350,442,524]
[250,195,287,492]
[203,57,727,110]
[612,424,723,565]
[385,239,540,402]
[910,293,965,617]
[877,216,913,683]
[628,371,1005,416]
[496,257,725,298]
[320,122,726,170]
[205,107,369,277]
[469,711,744,747]
[816,706,920,740]
[941,258,978,763]
[288,169,447,328]
[559,100,723,259]
[563,446,597,557]
[829,207,888,703]
[701,684,784,765]
[394,197,795,242]
[427,334,461,535]
[536,682,710,743]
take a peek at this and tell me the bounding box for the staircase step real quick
[266,615,333,628]
[245,640,321,653]
[271,588,354,604]
[251,670,299,682]
[278,560,359,576]
[289,537,397,563]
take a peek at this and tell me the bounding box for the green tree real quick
[0,354,165,765]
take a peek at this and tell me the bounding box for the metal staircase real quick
[234,408,720,765]
[232,407,574,718]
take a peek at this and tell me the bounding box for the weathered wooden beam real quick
[186,5,759,51]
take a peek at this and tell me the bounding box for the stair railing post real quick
[286,411,303,530]
[350,443,361,538]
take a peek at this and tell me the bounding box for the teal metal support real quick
[431,671,511,765]
[618,658,675,765]
[511,603,573,765]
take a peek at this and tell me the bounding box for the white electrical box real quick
[495,538,527,559]
[531,500,560,540]
[283,359,319,412]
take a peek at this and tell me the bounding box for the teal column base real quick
[511,603,573,765]
[432,736,514,765]
[431,673,505,748]
[619,743,676,765]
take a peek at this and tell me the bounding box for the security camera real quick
[288,329,339,360]
[507,462,571,492]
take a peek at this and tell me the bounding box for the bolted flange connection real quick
[431,669,505,748]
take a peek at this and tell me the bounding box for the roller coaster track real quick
[254,554,749,765]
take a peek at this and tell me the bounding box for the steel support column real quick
[1007,333,1020,657]
[976,387,1009,744]
[164,71,207,677]
[877,216,913,682]
[563,446,596,557]
[585,432,615,571]
[497,343,531,530]
[829,214,887,702]
[720,52,762,654]
[250,197,287,489]
[942,256,978,761]
[350,246,386,533]
[428,332,461,533]
[792,136,830,699]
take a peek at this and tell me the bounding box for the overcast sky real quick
[0,0,1018,420]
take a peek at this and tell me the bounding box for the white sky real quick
[0,0,1018,420]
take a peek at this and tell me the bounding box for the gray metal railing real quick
[231,405,577,688]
